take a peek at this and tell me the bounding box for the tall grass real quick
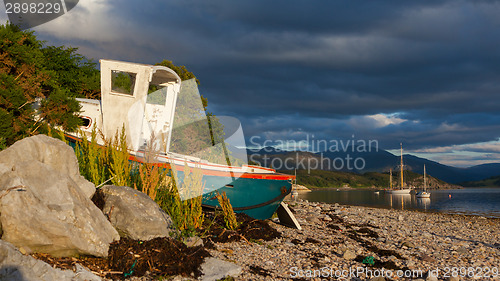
[75,126,110,186]
[217,191,239,230]
[109,127,131,186]
[134,132,165,201]
[75,127,205,236]
[156,164,204,236]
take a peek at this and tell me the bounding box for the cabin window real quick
[146,84,167,105]
[79,117,91,128]
[111,70,136,95]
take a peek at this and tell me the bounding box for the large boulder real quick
[0,134,95,198]
[97,185,175,240]
[0,239,101,281]
[0,135,120,257]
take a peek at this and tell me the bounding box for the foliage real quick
[39,88,82,131]
[109,127,131,186]
[75,127,111,186]
[282,169,454,189]
[0,137,6,151]
[216,191,239,230]
[155,60,199,85]
[460,175,500,187]
[111,71,135,95]
[134,132,167,200]
[0,23,99,145]
[41,45,100,99]
[75,128,205,236]
[280,169,389,188]
[156,164,204,236]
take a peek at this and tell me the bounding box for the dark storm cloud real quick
[28,0,500,164]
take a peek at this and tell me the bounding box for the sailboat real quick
[388,143,412,195]
[416,165,431,198]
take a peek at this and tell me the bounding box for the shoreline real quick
[294,187,500,219]
[208,199,500,280]
[295,198,500,220]
[304,186,474,190]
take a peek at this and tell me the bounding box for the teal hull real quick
[199,174,292,220]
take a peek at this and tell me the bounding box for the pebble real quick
[342,249,357,260]
[202,199,500,281]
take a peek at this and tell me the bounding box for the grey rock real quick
[343,249,357,260]
[0,239,102,281]
[200,257,242,281]
[401,240,415,248]
[73,264,102,281]
[420,253,436,262]
[306,215,321,224]
[98,185,175,240]
[422,232,433,239]
[183,236,203,248]
[0,135,95,198]
[456,246,468,255]
[0,137,119,257]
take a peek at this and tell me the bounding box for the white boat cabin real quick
[77,59,181,153]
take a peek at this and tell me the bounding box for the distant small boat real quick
[416,165,431,198]
[388,143,411,195]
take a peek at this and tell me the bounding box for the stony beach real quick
[1,136,498,281]
[207,198,500,281]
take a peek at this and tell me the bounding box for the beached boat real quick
[64,59,294,220]
[388,144,411,195]
[416,165,431,198]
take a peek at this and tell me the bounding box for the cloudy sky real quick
[3,0,500,167]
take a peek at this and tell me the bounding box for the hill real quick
[280,169,459,189]
[247,146,500,184]
[460,175,500,187]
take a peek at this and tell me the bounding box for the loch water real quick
[297,187,500,218]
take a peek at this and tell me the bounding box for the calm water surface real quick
[298,188,500,218]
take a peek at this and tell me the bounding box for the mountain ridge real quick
[246,146,500,184]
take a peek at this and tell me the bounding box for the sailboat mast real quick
[423,164,427,191]
[294,168,297,186]
[390,169,393,188]
[400,143,404,188]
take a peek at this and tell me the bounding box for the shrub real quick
[217,191,239,230]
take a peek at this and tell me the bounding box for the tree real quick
[0,23,100,146]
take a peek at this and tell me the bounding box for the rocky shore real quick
[1,135,498,281]
[208,199,500,281]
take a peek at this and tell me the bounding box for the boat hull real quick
[66,136,292,220]
[388,189,412,195]
[200,174,291,220]
[416,191,430,198]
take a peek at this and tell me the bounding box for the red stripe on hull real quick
[66,134,295,181]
